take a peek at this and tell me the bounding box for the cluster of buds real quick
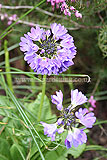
[41,89,96,149]
[47,0,82,18]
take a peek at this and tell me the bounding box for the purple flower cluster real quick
[41,89,96,149]
[47,0,82,18]
[19,23,76,75]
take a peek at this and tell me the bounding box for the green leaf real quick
[30,142,44,159]
[98,25,107,57]
[25,92,56,122]
[0,95,13,106]
[85,145,107,151]
[42,146,67,160]
[0,154,8,160]
[44,144,86,160]
[10,144,26,160]
[45,150,59,160]
[0,138,11,160]
[64,144,86,159]
[0,95,14,116]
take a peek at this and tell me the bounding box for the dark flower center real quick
[60,108,76,129]
[40,37,57,58]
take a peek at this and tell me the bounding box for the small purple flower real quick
[40,122,57,141]
[57,127,64,134]
[51,90,63,111]
[19,23,76,75]
[71,89,87,108]
[65,128,87,149]
[41,121,64,141]
[75,108,96,128]
[57,118,63,125]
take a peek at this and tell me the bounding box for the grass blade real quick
[0,75,46,160]
[0,43,19,56]
[7,88,45,160]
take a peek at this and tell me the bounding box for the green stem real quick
[1,29,13,40]
[30,68,35,92]
[4,40,14,93]
[37,74,47,122]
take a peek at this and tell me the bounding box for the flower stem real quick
[4,40,14,94]
[37,74,46,122]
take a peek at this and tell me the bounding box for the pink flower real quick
[70,6,75,11]
[7,21,12,25]
[75,10,82,18]
[47,0,82,18]
[89,96,96,108]
[4,13,8,18]
[0,4,2,9]
[0,14,5,20]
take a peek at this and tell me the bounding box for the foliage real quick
[98,26,107,57]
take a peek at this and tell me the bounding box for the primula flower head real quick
[19,23,76,75]
[41,89,96,149]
